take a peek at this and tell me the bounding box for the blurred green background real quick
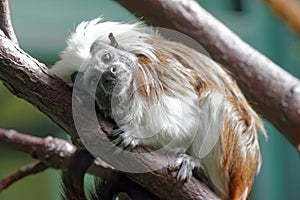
[0,0,299,199]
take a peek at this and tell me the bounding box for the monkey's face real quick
[73,41,139,108]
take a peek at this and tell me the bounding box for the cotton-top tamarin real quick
[51,18,266,200]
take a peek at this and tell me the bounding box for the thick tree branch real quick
[0,129,117,178]
[0,30,78,138]
[0,161,48,192]
[0,129,218,199]
[115,0,300,152]
[0,129,76,170]
[0,129,158,199]
[0,0,17,44]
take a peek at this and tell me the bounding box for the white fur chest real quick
[113,91,201,151]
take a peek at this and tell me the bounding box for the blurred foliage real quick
[0,82,63,138]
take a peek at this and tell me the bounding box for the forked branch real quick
[0,129,218,199]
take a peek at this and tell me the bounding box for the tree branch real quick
[0,161,48,192]
[0,129,75,170]
[0,129,218,199]
[0,130,159,199]
[0,129,115,176]
[115,0,300,152]
[0,30,78,138]
[0,0,17,44]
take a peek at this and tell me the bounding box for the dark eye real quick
[101,52,112,63]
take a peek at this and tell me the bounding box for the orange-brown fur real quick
[136,40,264,199]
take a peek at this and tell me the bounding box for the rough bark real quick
[0,129,159,200]
[0,0,17,44]
[0,31,76,136]
[0,128,219,199]
[116,0,300,152]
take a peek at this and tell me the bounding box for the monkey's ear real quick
[108,32,119,48]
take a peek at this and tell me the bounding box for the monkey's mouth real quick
[99,76,117,94]
[99,74,129,96]
[82,66,132,97]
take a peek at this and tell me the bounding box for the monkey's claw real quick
[169,154,199,183]
[112,128,124,137]
[112,131,139,151]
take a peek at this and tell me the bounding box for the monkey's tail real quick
[61,149,95,200]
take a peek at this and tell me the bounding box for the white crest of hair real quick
[51,17,156,83]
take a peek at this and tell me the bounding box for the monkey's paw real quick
[169,154,201,183]
[111,128,139,151]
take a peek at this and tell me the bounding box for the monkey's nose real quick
[102,65,118,83]
[108,65,117,76]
